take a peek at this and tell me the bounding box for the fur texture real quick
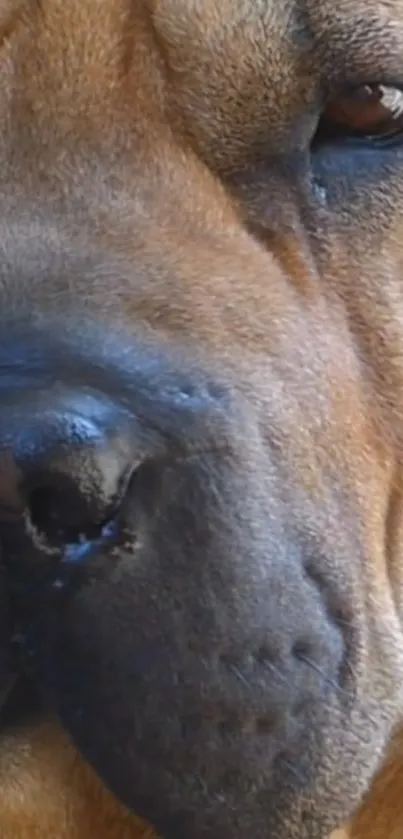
[0,1,402,838]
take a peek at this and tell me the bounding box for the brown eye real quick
[318,84,403,145]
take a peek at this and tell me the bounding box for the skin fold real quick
[0,1,403,838]
[0,714,402,838]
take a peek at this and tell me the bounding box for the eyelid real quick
[315,82,403,151]
[324,77,403,100]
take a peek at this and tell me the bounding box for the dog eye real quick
[317,84,403,145]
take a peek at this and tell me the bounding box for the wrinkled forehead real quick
[151,0,403,79]
[145,0,403,169]
[0,0,403,216]
[0,1,402,137]
[3,0,403,85]
[152,0,403,36]
[150,0,312,127]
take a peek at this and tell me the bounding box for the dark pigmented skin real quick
[0,2,403,839]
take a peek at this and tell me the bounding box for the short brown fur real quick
[0,1,403,839]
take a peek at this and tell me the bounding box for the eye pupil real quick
[317,83,403,146]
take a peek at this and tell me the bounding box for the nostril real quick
[0,395,140,554]
[27,478,107,549]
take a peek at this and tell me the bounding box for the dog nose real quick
[0,390,136,549]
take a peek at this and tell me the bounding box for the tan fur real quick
[1,717,403,838]
[0,719,157,839]
[347,727,403,839]
[0,1,403,839]
[331,729,403,839]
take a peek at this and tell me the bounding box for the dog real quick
[0,0,403,838]
[1,714,403,839]
[0,706,154,839]
[0,716,402,839]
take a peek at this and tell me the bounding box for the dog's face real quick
[0,1,403,838]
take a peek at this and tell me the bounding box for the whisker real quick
[228,663,250,689]
[262,658,291,685]
[278,756,309,786]
[296,654,352,699]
